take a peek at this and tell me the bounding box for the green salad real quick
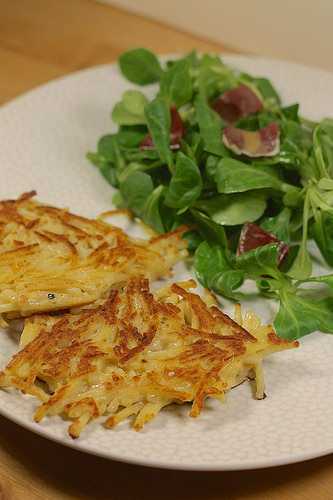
[88,48,333,341]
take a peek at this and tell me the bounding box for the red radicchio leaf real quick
[169,106,185,148]
[140,106,185,150]
[140,134,154,149]
[223,122,280,157]
[212,84,263,124]
[237,222,289,264]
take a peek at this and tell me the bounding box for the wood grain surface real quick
[0,1,332,499]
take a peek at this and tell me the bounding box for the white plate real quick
[0,55,333,471]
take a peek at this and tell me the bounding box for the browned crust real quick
[0,193,187,316]
[268,331,299,347]
[0,277,298,437]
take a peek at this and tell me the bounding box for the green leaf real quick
[288,188,312,280]
[287,246,312,280]
[304,274,333,291]
[237,112,276,131]
[181,132,205,165]
[117,162,145,184]
[235,115,260,131]
[118,48,162,85]
[196,54,237,99]
[261,208,291,241]
[99,163,118,187]
[112,191,125,208]
[86,152,118,188]
[112,103,145,126]
[123,90,148,116]
[205,155,220,181]
[253,77,281,107]
[283,187,304,208]
[120,171,154,216]
[194,241,230,287]
[240,73,280,108]
[195,94,230,157]
[258,111,278,128]
[159,204,181,233]
[190,209,228,248]
[117,158,162,184]
[117,126,147,148]
[145,97,173,167]
[283,120,313,153]
[279,120,313,173]
[97,134,116,161]
[165,152,202,211]
[317,178,333,191]
[112,90,148,126]
[274,291,333,340]
[182,230,203,253]
[211,270,245,299]
[281,103,299,122]
[313,211,333,266]
[102,135,125,171]
[236,243,280,279]
[86,151,102,168]
[123,148,160,162]
[191,209,228,249]
[160,58,193,107]
[278,244,299,274]
[313,118,333,178]
[92,135,126,172]
[215,158,284,193]
[196,192,266,226]
[194,241,244,299]
[256,277,281,297]
[142,185,165,233]
[311,188,333,212]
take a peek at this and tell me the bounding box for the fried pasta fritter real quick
[0,278,298,438]
[0,192,187,317]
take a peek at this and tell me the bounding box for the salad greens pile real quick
[88,48,333,341]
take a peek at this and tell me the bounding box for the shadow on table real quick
[0,415,331,500]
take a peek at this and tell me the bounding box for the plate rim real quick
[1,54,333,470]
[0,395,332,471]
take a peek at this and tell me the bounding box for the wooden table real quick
[0,1,332,498]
